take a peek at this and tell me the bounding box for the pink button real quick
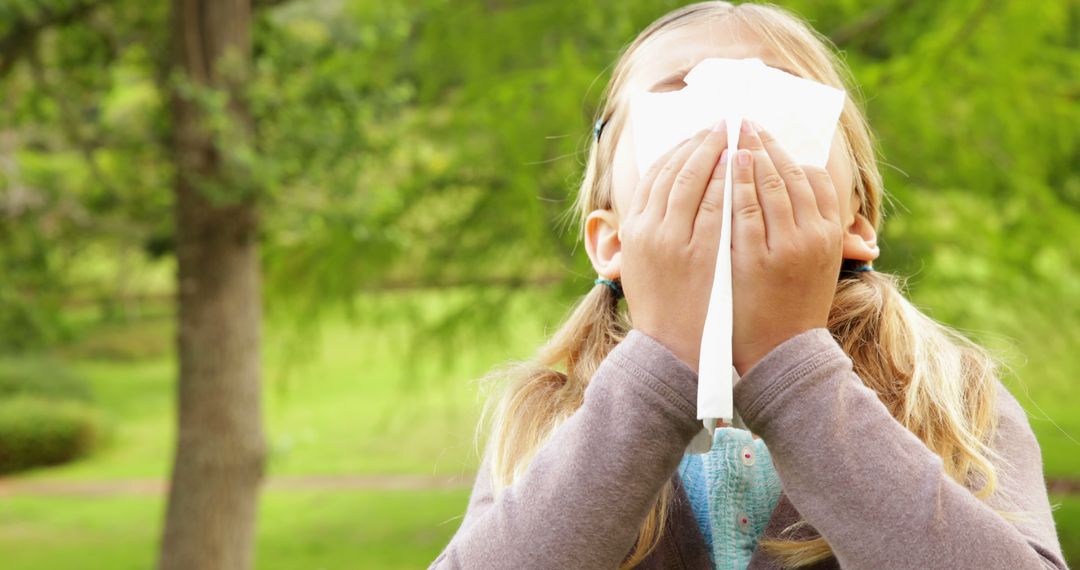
[740,445,755,466]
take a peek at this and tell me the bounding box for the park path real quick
[0,474,1077,498]
[0,473,475,498]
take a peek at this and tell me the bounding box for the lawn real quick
[0,288,555,569]
[24,288,558,482]
[0,286,1076,568]
[0,489,470,570]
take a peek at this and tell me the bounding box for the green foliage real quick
[0,0,171,352]
[59,313,175,361]
[0,343,106,475]
[3,0,1076,361]
[0,396,105,474]
[0,0,1076,452]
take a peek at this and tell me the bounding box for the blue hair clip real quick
[594,277,623,298]
[593,118,606,141]
[853,264,874,272]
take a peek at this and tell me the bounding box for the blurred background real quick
[0,0,1076,568]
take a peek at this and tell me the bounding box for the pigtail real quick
[830,268,1006,498]
[536,280,628,388]
[757,267,1021,567]
[478,279,676,568]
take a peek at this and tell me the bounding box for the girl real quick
[430,2,1066,569]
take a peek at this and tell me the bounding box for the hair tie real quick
[593,118,607,142]
[594,277,623,298]
[840,260,875,276]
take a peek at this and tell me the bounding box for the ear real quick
[584,208,622,279]
[841,209,881,262]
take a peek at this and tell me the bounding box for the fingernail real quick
[737,149,751,166]
[712,119,726,132]
[719,148,729,164]
[740,119,752,134]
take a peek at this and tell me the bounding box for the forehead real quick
[626,18,794,93]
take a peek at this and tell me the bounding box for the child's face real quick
[609,19,856,227]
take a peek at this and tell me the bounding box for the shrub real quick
[0,396,105,474]
[0,358,92,402]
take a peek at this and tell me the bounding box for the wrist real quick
[633,328,700,373]
[735,325,824,376]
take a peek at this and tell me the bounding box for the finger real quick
[630,136,695,216]
[754,122,819,228]
[690,148,729,241]
[645,128,711,219]
[668,120,727,240]
[731,148,766,251]
[803,165,842,225]
[738,119,795,248]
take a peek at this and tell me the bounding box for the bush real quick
[0,358,92,402]
[61,317,173,362]
[0,397,105,474]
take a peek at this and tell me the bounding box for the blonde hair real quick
[478,2,1026,567]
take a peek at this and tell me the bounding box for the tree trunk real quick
[158,1,266,570]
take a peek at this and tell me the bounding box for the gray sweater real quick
[430,328,1067,569]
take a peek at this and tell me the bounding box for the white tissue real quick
[627,58,846,454]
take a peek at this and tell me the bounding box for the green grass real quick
[16,288,556,482]
[0,287,549,568]
[0,286,1077,567]
[258,488,470,568]
[0,488,470,570]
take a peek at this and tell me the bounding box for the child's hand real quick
[619,121,729,373]
[729,120,844,376]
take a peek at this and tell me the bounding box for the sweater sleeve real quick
[429,329,705,569]
[732,327,1067,570]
